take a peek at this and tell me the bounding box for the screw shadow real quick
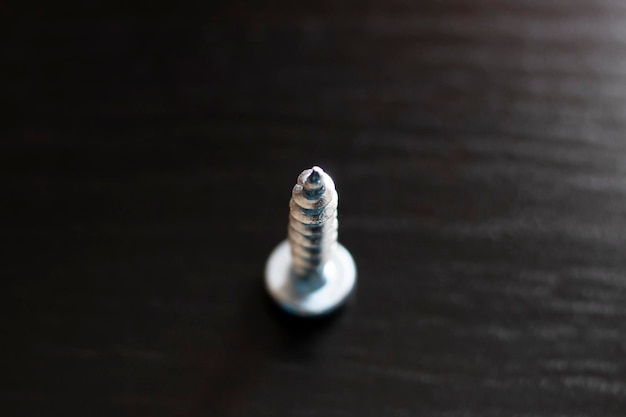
[185,278,349,417]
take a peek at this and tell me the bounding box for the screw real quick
[265,166,357,316]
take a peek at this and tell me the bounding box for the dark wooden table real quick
[5,1,626,416]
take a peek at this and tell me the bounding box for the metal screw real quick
[265,166,357,316]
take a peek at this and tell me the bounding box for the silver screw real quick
[265,166,357,316]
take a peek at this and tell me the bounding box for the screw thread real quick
[288,166,339,278]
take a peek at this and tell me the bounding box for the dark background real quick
[4,1,626,416]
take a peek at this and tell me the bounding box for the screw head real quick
[265,240,357,316]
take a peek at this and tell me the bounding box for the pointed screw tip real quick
[306,167,323,185]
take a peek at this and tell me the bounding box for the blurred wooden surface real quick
[4,1,626,416]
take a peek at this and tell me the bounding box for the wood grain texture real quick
[4,1,626,416]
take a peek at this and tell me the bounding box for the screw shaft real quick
[287,166,339,279]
